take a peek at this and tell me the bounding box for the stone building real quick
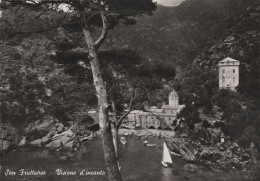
[125,89,184,130]
[218,57,240,90]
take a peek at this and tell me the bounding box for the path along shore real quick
[118,128,175,138]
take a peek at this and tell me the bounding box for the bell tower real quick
[169,89,179,107]
[218,57,240,91]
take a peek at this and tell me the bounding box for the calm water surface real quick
[0,136,249,181]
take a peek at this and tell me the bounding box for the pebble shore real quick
[118,128,175,138]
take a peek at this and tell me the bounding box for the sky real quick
[154,0,185,6]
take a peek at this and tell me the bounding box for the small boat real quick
[161,141,173,167]
[144,141,148,144]
[170,151,181,157]
[146,144,156,147]
[120,137,127,145]
[141,136,148,140]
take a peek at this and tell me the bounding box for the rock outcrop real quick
[0,122,16,155]
[167,137,198,162]
[167,132,257,170]
[21,119,93,153]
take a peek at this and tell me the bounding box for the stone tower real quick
[169,89,179,107]
[218,57,240,90]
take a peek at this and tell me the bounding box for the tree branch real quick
[110,99,117,125]
[115,88,153,129]
[94,11,107,49]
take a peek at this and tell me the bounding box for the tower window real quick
[223,70,225,73]
[233,69,235,73]
[223,77,225,82]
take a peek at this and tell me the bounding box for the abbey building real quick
[125,90,184,130]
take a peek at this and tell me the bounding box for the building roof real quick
[161,105,179,109]
[169,89,178,97]
[151,109,164,113]
[145,106,163,113]
[219,57,239,63]
[130,110,142,114]
[150,106,158,109]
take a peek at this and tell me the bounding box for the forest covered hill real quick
[103,0,259,66]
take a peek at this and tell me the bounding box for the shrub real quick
[202,119,212,128]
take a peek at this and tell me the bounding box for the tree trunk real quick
[111,99,119,157]
[112,124,119,157]
[82,26,122,181]
[112,124,121,170]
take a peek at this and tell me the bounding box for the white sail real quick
[162,142,172,164]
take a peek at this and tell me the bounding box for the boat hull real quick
[120,139,127,145]
[146,144,156,147]
[161,161,168,167]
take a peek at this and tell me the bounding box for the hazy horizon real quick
[154,0,185,6]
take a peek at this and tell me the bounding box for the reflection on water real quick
[161,167,172,181]
[0,135,249,181]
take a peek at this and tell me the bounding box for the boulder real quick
[18,137,27,147]
[167,137,197,161]
[30,139,42,146]
[52,139,62,149]
[46,129,56,137]
[41,129,56,145]
[168,141,181,154]
[63,141,74,151]
[53,129,73,139]
[41,136,51,145]
[200,148,222,162]
[27,120,54,133]
[51,129,73,146]
[216,159,228,169]
[59,135,71,145]
[180,144,196,161]
[44,139,62,149]
[25,120,55,141]
[180,143,197,162]
[183,164,198,173]
[56,123,64,133]
[44,142,53,148]
[1,140,13,154]
[0,123,17,155]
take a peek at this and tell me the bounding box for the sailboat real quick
[161,141,173,167]
[120,136,127,145]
